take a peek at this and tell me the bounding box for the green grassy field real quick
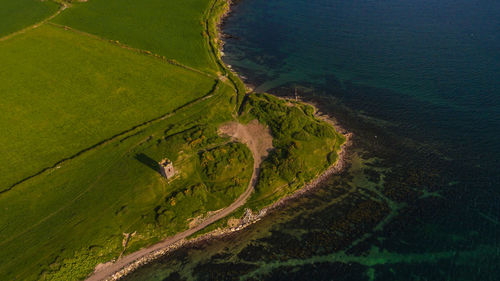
[0,0,345,280]
[0,0,60,37]
[53,0,218,73]
[0,24,218,190]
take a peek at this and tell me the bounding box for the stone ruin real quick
[159,158,175,179]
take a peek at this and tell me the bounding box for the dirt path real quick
[219,119,273,170]
[86,120,272,281]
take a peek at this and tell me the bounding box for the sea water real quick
[125,0,500,279]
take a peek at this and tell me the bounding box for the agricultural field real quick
[0,0,345,280]
[0,24,218,190]
[0,0,59,37]
[53,0,218,73]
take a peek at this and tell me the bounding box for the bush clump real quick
[200,142,251,182]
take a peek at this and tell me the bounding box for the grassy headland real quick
[0,0,346,280]
[240,94,346,210]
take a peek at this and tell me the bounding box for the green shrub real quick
[327,151,338,165]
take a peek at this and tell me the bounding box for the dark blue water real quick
[125,0,500,280]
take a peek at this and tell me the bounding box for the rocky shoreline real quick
[257,128,352,213]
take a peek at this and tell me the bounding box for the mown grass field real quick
[53,0,218,73]
[0,0,59,37]
[0,0,345,280]
[0,24,217,190]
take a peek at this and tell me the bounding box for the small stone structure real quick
[159,159,175,179]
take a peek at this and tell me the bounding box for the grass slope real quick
[0,24,217,189]
[0,0,59,37]
[0,84,244,281]
[53,0,217,73]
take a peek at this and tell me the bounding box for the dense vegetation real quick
[200,142,252,194]
[240,94,345,209]
[0,0,344,280]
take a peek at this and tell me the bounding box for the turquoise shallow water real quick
[125,0,500,280]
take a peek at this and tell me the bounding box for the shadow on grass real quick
[135,153,160,174]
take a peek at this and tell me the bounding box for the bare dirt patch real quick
[218,119,273,168]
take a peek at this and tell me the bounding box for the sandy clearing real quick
[218,119,273,169]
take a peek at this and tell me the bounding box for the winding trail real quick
[86,120,273,281]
